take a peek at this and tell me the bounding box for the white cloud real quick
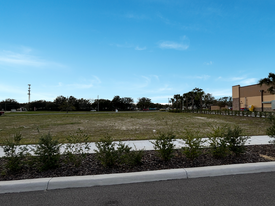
[204,61,212,65]
[185,75,210,80]
[111,43,147,51]
[135,46,147,51]
[159,41,189,50]
[207,89,232,97]
[153,75,159,81]
[0,48,64,68]
[158,84,172,92]
[0,83,25,95]
[111,43,132,48]
[240,78,257,85]
[125,13,147,20]
[231,77,244,81]
[47,76,101,90]
[217,76,257,86]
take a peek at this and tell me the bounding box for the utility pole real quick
[28,84,31,103]
[97,95,99,111]
[260,90,264,112]
[28,84,31,110]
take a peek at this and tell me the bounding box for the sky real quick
[0,0,275,104]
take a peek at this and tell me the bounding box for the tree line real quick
[170,88,232,111]
[0,96,165,112]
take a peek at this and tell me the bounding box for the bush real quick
[127,147,144,166]
[116,142,143,166]
[94,135,117,167]
[151,132,175,161]
[34,133,61,171]
[224,126,250,156]
[208,126,228,158]
[63,128,90,167]
[181,129,205,160]
[94,135,144,167]
[266,115,275,143]
[1,133,29,173]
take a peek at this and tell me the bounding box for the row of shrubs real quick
[0,129,145,175]
[153,125,250,161]
[170,109,275,119]
[1,124,252,175]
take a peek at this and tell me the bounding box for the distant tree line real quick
[170,88,232,111]
[0,95,167,112]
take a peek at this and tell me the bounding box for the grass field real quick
[0,111,269,144]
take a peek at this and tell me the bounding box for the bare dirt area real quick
[0,111,269,144]
[0,145,275,181]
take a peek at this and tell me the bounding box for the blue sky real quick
[1,0,274,104]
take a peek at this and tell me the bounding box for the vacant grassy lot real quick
[0,111,269,144]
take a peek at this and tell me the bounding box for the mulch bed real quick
[1,144,275,181]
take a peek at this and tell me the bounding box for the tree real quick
[137,97,151,110]
[217,97,232,108]
[29,100,47,110]
[77,98,92,111]
[0,99,20,111]
[173,94,181,111]
[111,96,122,110]
[91,99,112,111]
[121,97,134,110]
[259,73,275,94]
[54,96,76,113]
[192,88,204,111]
[203,93,215,109]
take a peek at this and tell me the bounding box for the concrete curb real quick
[1,162,275,194]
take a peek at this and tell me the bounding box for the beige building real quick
[232,84,275,111]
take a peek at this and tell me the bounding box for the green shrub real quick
[34,133,61,171]
[127,147,144,166]
[94,135,117,167]
[224,126,249,156]
[116,142,143,166]
[151,132,175,161]
[95,136,144,167]
[63,128,90,167]
[181,129,205,160]
[208,126,228,158]
[266,115,275,143]
[1,133,29,173]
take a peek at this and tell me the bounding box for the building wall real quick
[232,84,275,111]
[232,85,240,111]
[211,106,220,110]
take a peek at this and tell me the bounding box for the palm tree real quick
[174,94,181,111]
[259,73,275,94]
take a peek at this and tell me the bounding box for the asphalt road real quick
[1,172,275,206]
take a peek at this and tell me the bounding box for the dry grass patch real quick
[0,111,269,144]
